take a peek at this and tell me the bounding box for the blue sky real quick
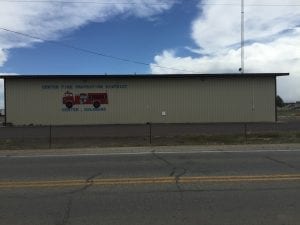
[1,0,198,74]
[0,0,300,107]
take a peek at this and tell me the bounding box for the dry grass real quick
[1,132,300,150]
[277,109,300,122]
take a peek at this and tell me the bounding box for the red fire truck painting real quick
[63,91,108,109]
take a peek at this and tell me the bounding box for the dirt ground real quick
[277,108,300,122]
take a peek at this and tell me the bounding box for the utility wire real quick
[0,27,199,73]
[0,0,300,6]
[0,0,171,5]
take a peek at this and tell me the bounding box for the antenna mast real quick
[241,0,245,73]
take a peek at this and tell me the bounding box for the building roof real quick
[0,73,289,79]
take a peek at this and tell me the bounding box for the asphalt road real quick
[0,149,300,225]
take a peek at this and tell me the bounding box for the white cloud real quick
[191,0,300,54]
[0,79,3,109]
[0,49,7,67]
[151,0,300,102]
[0,0,176,65]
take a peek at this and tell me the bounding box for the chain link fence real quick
[0,122,300,150]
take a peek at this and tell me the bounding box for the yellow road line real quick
[1,174,300,189]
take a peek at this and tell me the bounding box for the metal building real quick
[1,73,288,125]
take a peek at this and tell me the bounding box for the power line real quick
[0,0,172,5]
[0,27,198,73]
[0,0,170,5]
[0,0,300,6]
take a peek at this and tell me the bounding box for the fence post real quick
[244,123,247,143]
[147,122,152,145]
[49,125,52,149]
[22,126,25,147]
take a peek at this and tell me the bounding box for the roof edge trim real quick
[0,73,289,79]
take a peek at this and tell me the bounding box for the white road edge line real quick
[1,149,300,158]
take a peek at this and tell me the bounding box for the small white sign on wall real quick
[162,111,167,116]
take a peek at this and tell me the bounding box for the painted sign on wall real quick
[41,82,127,112]
[62,91,108,109]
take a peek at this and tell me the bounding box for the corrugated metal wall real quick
[5,76,276,125]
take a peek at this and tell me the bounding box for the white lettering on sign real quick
[42,84,128,90]
[42,85,59,90]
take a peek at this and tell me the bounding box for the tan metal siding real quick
[6,77,275,125]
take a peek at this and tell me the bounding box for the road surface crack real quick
[68,172,102,195]
[151,150,187,180]
[54,172,102,225]
[151,150,188,223]
[56,197,73,225]
[264,156,297,170]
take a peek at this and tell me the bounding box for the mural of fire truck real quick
[62,91,108,109]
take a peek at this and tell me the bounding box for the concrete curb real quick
[1,143,300,157]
